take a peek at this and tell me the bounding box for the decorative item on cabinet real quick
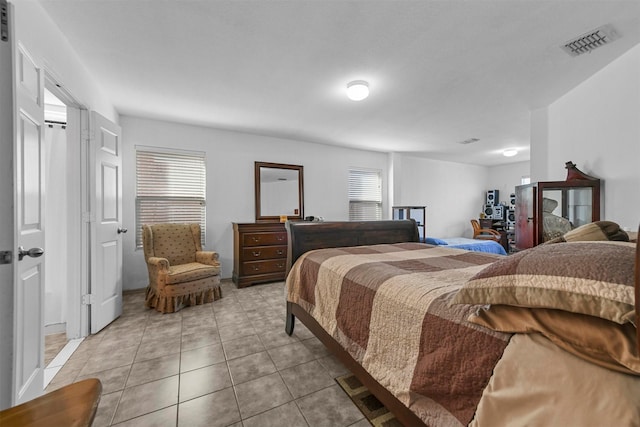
[514,161,601,251]
[233,222,288,288]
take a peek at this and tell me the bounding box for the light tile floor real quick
[45,279,369,427]
[45,332,68,366]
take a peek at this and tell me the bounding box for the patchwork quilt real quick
[286,243,509,426]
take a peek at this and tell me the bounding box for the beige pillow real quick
[469,305,640,375]
[451,241,636,324]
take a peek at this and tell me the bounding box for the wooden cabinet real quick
[392,206,426,240]
[233,222,288,288]
[515,163,601,250]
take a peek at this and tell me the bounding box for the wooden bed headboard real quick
[285,219,420,272]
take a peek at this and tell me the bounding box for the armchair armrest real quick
[474,227,502,242]
[196,251,220,267]
[479,228,501,237]
[146,257,170,289]
[147,256,170,272]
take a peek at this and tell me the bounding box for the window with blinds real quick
[135,148,206,248]
[348,168,382,221]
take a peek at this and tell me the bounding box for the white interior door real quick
[0,2,17,411]
[90,112,123,333]
[13,42,46,404]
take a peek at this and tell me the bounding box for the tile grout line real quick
[174,310,184,427]
[43,337,84,388]
[106,305,150,426]
[109,319,143,425]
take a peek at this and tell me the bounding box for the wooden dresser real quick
[233,222,288,288]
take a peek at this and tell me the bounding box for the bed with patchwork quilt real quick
[284,220,640,427]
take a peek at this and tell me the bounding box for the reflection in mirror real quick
[260,168,299,216]
[255,162,304,221]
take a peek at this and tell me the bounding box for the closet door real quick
[89,112,123,333]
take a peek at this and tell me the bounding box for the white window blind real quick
[135,148,206,248]
[348,168,382,221]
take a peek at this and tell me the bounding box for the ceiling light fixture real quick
[503,149,518,157]
[346,80,369,101]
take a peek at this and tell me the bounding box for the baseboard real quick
[44,322,66,335]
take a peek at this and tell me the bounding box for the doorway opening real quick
[43,87,69,367]
[42,79,88,389]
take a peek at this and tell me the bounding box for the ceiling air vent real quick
[561,24,618,57]
[457,138,479,145]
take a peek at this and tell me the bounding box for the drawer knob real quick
[276,250,283,255]
[276,236,284,241]
[277,263,284,268]
[252,265,260,271]
[252,237,260,242]
[252,251,261,257]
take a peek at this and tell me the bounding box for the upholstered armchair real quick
[470,219,501,242]
[143,223,222,313]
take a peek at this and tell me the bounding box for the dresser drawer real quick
[243,232,287,247]
[242,245,286,261]
[241,259,287,276]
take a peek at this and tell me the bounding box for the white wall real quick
[392,155,490,238]
[121,116,390,289]
[487,161,530,202]
[531,43,640,230]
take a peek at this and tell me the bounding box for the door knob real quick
[117,227,128,234]
[18,246,44,261]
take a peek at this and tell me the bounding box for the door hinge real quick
[0,250,12,264]
[82,294,95,305]
[82,128,93,142]
[82,212,95,223]
[1,0,9,43]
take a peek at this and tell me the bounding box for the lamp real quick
[346,80,369,101]
[502,149,518,157]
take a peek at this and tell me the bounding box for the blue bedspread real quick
[423,237,507,255]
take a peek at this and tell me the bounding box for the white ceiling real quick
[39,1,640,166]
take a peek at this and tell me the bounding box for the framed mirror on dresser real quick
[254,161,304,222]
[233,162,304,288]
